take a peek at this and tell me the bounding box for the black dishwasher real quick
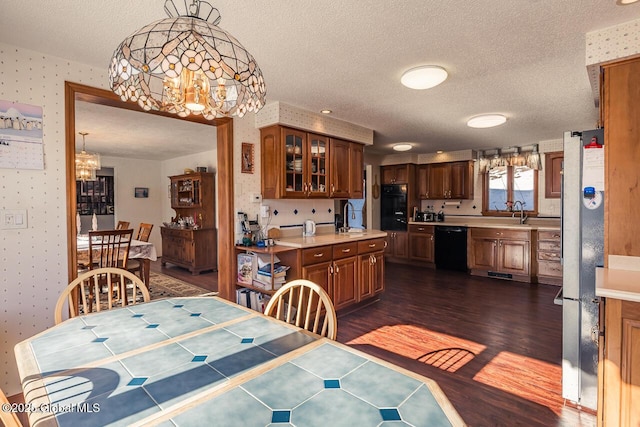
[434,226,468,272]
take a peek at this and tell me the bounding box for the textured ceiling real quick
[1,0,639,158]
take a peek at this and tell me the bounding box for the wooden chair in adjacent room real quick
[54,267,150,325]
[116,220,130,230]
[127,223,154,281]
[264,279,337,340]
[89,229,133,269]
[1,386,23,427]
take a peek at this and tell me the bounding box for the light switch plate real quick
[1,209,28,229]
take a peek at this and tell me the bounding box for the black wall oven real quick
[381,184,407,231]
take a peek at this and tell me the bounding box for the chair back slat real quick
[264,279,337,340]
[116,221,130,230]
[54,267,150,325]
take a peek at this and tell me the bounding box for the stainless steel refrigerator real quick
[561,129,604,410]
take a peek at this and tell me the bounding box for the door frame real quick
[64,81,236,300]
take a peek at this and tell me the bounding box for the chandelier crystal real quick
[76,132,101,181]
[108,0,266,119]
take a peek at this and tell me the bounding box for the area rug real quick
[149,272,215,299]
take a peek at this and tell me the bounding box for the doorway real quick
[64,82,237,300]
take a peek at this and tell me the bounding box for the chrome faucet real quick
[512,200,528,224]
[342,201,355,232]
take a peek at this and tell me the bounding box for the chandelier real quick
[108,0,266,119]
[75,132,101,181]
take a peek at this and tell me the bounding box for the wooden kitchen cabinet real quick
[381,164,412,184]
[428,161,474,199]
[544,152,563,199]
[536,230,562,285]
[408,224,434,264]
[332,254,358,310]
[600,298,640,427]
[162,172,217,274]
[469,228,532,282]
[260,125,364,199]
[416,164,430,199]
[384,231,408,261]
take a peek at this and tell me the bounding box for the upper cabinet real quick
[381,164,411,184]
[260,125,364,199]
[169,172,215,228]
[415,161,474,200]
[544,152,563,198]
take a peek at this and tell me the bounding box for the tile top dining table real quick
[15,297,465,427]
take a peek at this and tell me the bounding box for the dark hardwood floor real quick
[151,258,596,427]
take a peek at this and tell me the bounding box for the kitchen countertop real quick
[408,217,560,231]
[276,229,388,248]
[596,256,640,303]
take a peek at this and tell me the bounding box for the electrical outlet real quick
[249,193,262,203]
[1,209,27,229]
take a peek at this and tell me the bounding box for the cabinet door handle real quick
[334,264,339,274]
[430,235,434,241]
[331,184,335,195]
[329,265,333,275]
[384,241,388,248]
[341,248,351,253]
[313,253,325,258]
[368,243,376,248]
[418,227,424,231]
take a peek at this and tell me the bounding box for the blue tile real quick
[82,325,96,329]
[143,364,226,410]
[324,379,340,389]
[132,314,144,318]
[172,387,271,427]
[173,304,184,308]
[272,410,291,423]
[341,361,422,407]
[398,385,452,427]
[380,408,401,421]
[128,377,147,386]
[93,337,108,343]
[243,363,323,409]
[293,389,380,426]
[292,343,366,379]
[146,324,159,329]
[241,337,254,344]
[192,355,207,362]
[190,313,201,317]
[121,343,195,377]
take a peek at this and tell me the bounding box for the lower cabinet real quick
[469,228,532,282]
[408,224,434,264]
[600,298,640,426]
[161,226,217,274]
[301,238,386,311]
[384,231,408,260]
[536,230,562,285]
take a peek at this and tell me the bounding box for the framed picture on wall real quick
[241,142,254,174]
[134,187,149,198]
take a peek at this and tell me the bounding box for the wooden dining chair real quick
[89,229,133,269]
[264,279,337,340]
[116,221,130,230]
[127,223,154,281]
[135,223,153,242]
[54,267,151,325]
[1,386,23,427]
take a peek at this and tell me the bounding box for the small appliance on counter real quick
[436,211,445,222]
[303,219,316,237]
[414,211,436,222]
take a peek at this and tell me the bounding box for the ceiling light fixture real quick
[436,150,444,154]
[320,109,332,114]
[467,114,507,129]
[393,143,413,152]
[400,66,448,90]
[109,0,266,120]
[617,0,639,5]
[76,132,101,181]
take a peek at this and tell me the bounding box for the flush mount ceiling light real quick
[617,0,639,5]
[400,66,448,90]
[76,132,101,181]
[467,114,507,129]
[109,0,266,120]
[320,109,332,114]
[393,143,413,152]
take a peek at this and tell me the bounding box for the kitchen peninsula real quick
[236,229,387,311]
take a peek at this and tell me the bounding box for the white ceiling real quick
[1,1,639,158]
